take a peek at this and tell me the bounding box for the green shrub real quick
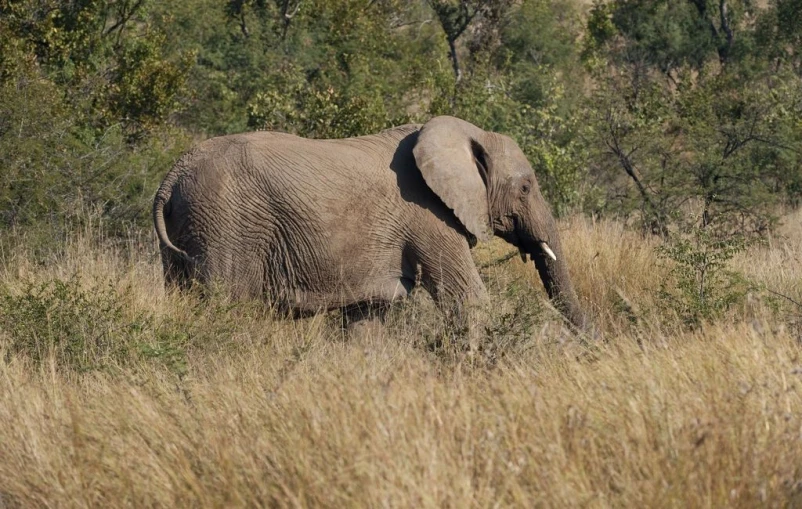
[248,82,401,139]
[0,74,190,234]
[657,227,755,328]
[0,276,255,375]
[0,277,155,372]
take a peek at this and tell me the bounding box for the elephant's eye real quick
[521,183,531,195]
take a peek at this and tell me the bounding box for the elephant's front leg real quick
[419,252,490,345]
[340,277,415,336]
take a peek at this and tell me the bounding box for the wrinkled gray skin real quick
[153,116,585,329]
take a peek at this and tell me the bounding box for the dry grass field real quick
[1,211,801,507]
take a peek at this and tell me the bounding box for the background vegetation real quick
[3,0,800,235]
[1,0,802,506]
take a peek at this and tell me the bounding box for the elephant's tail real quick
[153,173,192,264]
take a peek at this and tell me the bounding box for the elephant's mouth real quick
[507,217,557,264]
[518,240,557,263]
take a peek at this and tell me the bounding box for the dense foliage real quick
[1,0,801,235]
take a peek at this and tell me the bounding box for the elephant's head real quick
[413,116,586,329]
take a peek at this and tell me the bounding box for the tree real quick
[0,0,192,133]
[582,0,802,235]
[427,0,482,81]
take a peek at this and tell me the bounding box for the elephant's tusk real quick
[540,242,557,262]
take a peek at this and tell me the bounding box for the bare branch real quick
[718,0,734,61]
[103,0,145,40]
[427,0,481,81]
[766,288,802,309]
[280,0,302,39]
[604,109,667,235]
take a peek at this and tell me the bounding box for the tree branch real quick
[428,0,480,81]
[103,0,145,40]
[718,0,734,62]
[280,0,301,40]
[604,110,667,235]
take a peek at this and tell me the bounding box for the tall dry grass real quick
[1,211,801,507]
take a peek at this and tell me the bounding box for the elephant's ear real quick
[412,116,492,242]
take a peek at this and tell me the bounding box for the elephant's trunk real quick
[528,239,586,330]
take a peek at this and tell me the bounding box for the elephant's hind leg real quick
[161,244,194,291]
[341,301,390,331]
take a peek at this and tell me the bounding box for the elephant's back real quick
[200,126,420,172]
[173,129,412,222]
[170,126,445,242]
[165,129,410,299]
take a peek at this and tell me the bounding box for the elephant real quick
[153,116,586,330]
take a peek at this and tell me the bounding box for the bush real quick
[657,227,755,328]
[0,275,258,374]
[0,73,190,234]
[248,81,402,139]
[0,277,158,372]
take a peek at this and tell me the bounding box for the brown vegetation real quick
[1,211,801,507]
